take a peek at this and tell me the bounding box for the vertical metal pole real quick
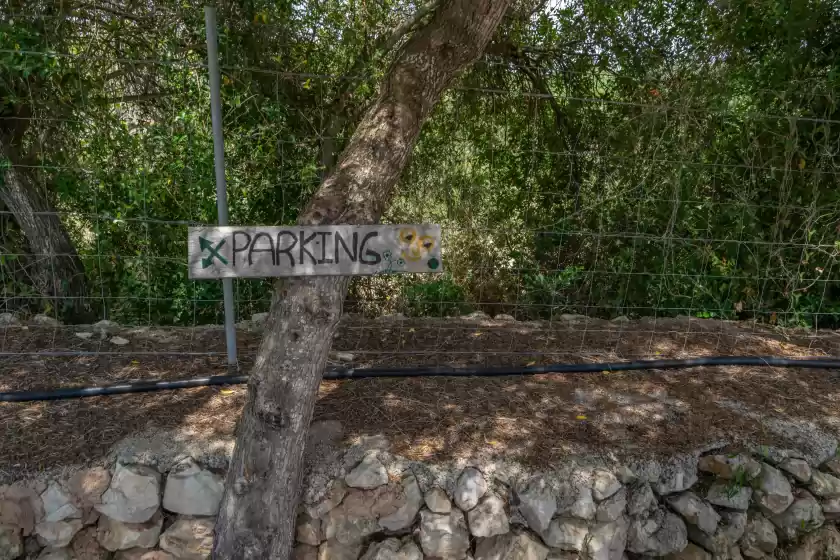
[205,6,237,367]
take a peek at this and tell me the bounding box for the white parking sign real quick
[188,224,443,279]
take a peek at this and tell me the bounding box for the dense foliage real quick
[1,0,839,327]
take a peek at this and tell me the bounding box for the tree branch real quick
[491,40,585,206]
[495,41,568,133]
[74,2,145,22]
[318,0,443,178]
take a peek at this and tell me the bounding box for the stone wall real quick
[2,425,840,560]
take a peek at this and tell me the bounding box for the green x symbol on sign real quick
[199,236,229,268]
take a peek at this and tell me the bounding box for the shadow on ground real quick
[2,316,839,478]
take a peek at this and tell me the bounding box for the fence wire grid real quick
[2,1,840,386]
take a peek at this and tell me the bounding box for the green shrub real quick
[401,276,473,317]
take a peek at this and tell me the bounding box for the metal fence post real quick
[205,6,237,367]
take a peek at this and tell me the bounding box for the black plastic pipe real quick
[2,356,839,403]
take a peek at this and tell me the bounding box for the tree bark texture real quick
[0,118,88,320]
[212,1,511,558]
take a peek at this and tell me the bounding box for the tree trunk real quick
[212,1,511,558]
[0,118,88,321]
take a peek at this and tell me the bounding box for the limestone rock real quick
[37,550,73,560]
[780,459,812,483]
[319,539,362,560]
[542,517,589,551]
[345,454,388,490]
[687,512,745,555]
[593,470,622,501]
[597,487,627,523]
[162,458,224,516]
[666,492,720,536]
[33,314,60,327]
[821,497,840,519]
[629,460,663,484]
[378,313,406,322]
[97,510,163,551]
[109,336,130,346]
[425,487,452,514]
[824,459,840,477]
[322,486,400,545]
[76,332,94,339]
[360,538,399,560]
[698,455,761,480]
[587,518,629,560]
[0,526,23,560]
[0,312,19,326]
[115,549,176,560]
[627,509,688,556]
[627,483,657,517]
[706,482,752,511]
[379,475,423,531]
[93,319,119,334]
[718,512,746,546]
[0,482,45,536]
[41,483,82,523]
[545,553,579,560]
[516,478,556,533]
[294,545,320,560]
[396,539,423,560]
[361,538,422,560]
[464,311,490,321]
[159,517,214,560]
[323,504,378,545]
[666,543,711,560]
[655,456,698,496]
[297,512,322,546]
[809,471,840,499]
[251,312,269,324]
[35,519,84,548]
[475,532,549,560]
[788,525,840,560]
[752,463,793,515]
[616,466,638,485]
[494,314,516,322]
[68,468,111,509]
[739,513,776,559]
[559,484,596,521]
[306,481,347,520]
[769,492,824,541]
[95,464,161,523]
[454,468,487,511]
[71,526,109,560]
[419,509,471,559]
[342,435,389,471]
[468,494,509,538]
[722,546,744,560]
[330,351,355,363]
[749,445,801,465]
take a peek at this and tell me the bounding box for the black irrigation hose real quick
[2,356,840,403]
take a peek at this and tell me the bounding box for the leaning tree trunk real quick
[213,0,511,557]
[0,131,88,321]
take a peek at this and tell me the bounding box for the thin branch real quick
[332,0,442,109]
[75,2,145,22]
[318,0,443,177]
[103,92,173,104]
[383,0,441,52]
[498,41,567,133]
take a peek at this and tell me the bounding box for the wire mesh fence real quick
[2,1,839,380]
